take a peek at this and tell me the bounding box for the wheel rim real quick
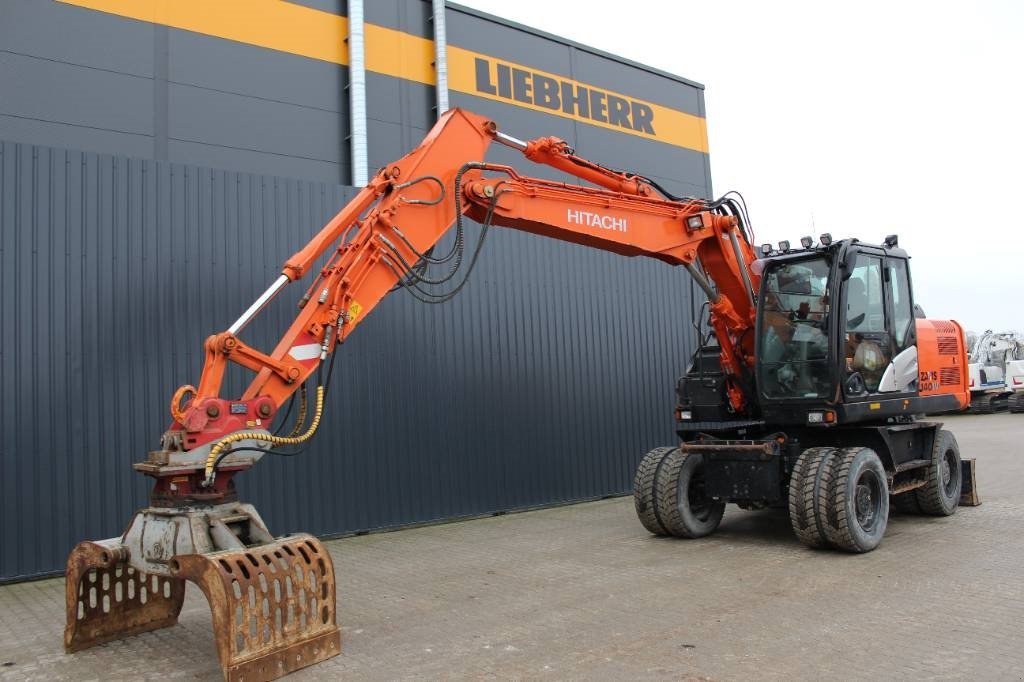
[941,449,960,498]
[853,469,883,533]
[683,465,714,521]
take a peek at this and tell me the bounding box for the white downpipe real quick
[432,0,449,116]
[348,0,368,186]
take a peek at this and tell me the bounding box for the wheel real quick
[787,447,839,548]
[633,446,676,535]
[1009,393,1024,414]
[654,449,725,538]
[820,447,890,553]
[891,491,922,515]
[915,430,962,516]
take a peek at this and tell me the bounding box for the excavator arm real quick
[154,108,760,489]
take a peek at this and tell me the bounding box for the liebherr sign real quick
[446,49,709,154]
[473,58,656,135]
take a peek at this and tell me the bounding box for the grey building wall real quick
[0,0,713,581]
[0,139,700,581]
[0,1,710,192]
[0,0,351,184]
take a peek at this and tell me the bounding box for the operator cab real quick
[754,236,919,425]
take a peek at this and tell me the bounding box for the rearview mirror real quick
[839,247,858,281]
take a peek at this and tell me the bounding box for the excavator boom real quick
[158,107,761,489]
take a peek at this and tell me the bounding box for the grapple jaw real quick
[170,535,341,680]
[64,503,341,681]
[64,539,185,652]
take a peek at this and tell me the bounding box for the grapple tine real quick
[169,534,341,682]
[64,539,185,652]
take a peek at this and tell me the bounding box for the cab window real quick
[845,254,890,392]
[758,257,832,399]
[887,259,913,351]
[846,256,884,333]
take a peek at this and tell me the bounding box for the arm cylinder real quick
[494,131,528,151]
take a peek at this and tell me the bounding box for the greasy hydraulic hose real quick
[202,385,325,486]
[287,384,309,437]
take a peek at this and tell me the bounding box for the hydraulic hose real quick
[288,384,309,437]
[202,385,325,486]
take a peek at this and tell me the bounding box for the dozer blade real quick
[168,534,341,681]
[64,540,186,652]
[960,457,981,506]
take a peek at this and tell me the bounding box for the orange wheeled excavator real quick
[64,108,975,680]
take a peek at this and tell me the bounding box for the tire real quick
[788,447,839,549]
[633,446,675,535]
[892,491,922,515]
[654,449,725,538]
[820,447,889,553]
[915,430,962,516]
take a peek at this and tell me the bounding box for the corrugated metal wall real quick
[0,139,699,582]
[1,1,711,193]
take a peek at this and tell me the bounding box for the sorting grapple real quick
[65,493,340,681]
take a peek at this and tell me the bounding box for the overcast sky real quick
[457,0,1023,333]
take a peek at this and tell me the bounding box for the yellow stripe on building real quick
[364,22,436,86]
[58,0,349,64]
[57,0,707,153]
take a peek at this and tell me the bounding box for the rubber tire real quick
[820,447,889,553]
[788,447,839,549]
[915,429,962,516]
[892,491,922,515]
[633,446,675,535]
[654,450,725,538]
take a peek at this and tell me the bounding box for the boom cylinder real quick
[494,131,528,151]
[684,262,719,303]
[227,274,290,335]
[727,228,756,307]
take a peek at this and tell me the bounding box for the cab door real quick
[841,250,918,398]
[879,256,918,394]
[842,251,891,397]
